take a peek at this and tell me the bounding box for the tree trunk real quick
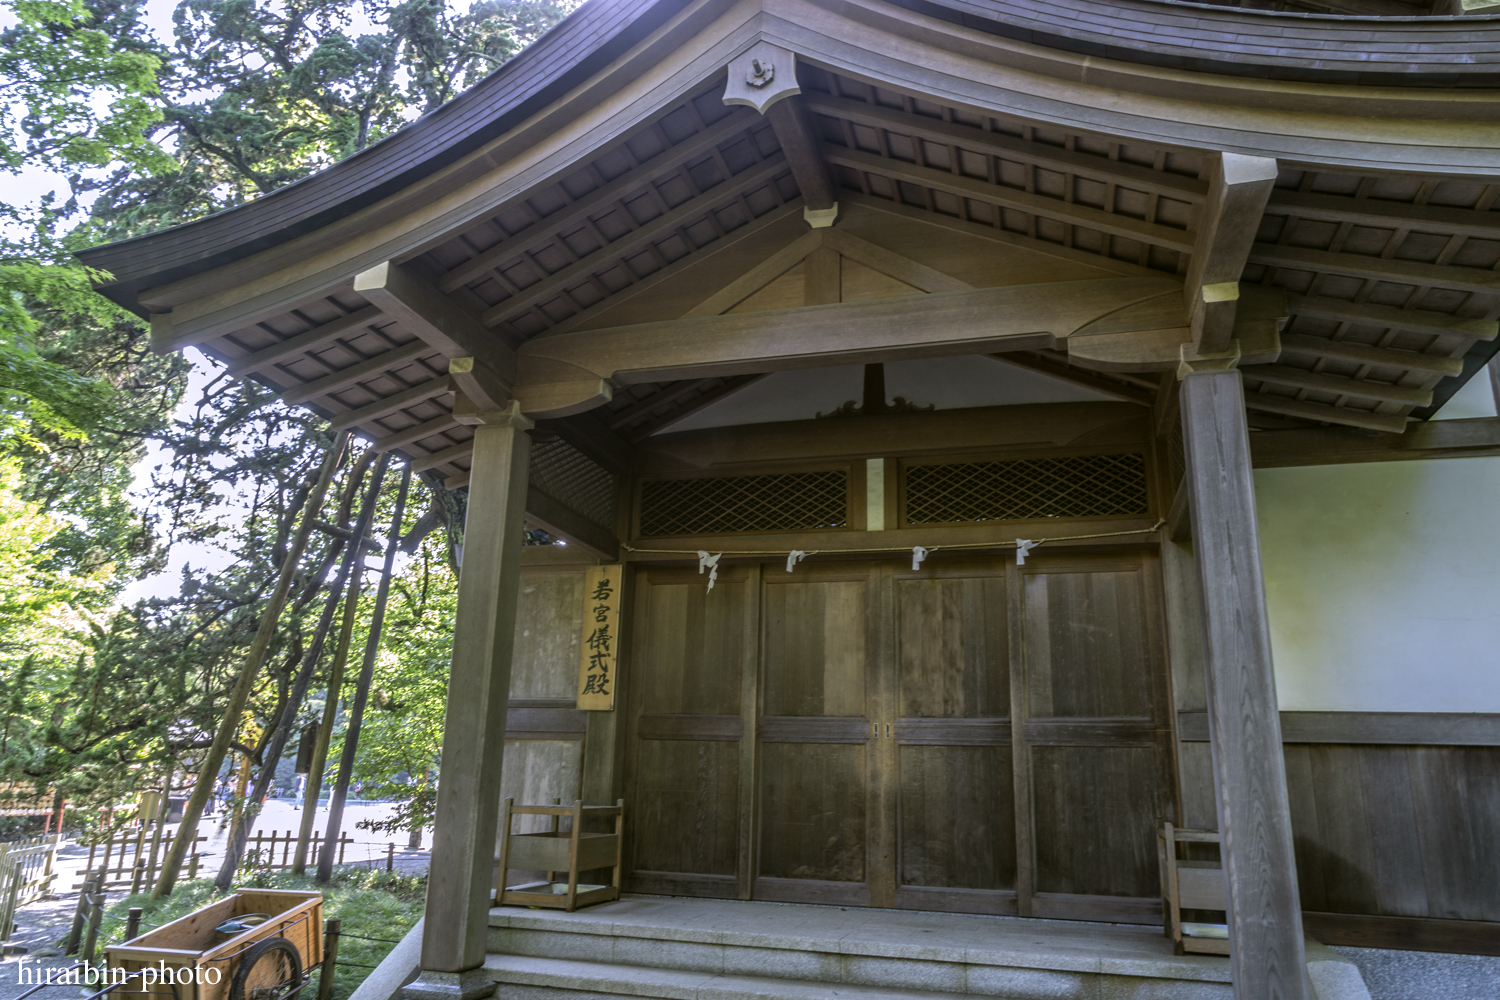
[152,431,349,898]
[318,467,411,882]
[216,453,390,887]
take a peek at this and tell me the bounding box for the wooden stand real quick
[1158,823,1229,956]
[496,798,623,912]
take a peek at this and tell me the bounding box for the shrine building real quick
[82,0,1500,996]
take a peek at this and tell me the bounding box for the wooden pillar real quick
[1179,369,1309,1000]
[406,402,532,1000]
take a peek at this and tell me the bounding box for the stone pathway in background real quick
[0,800,427,1000]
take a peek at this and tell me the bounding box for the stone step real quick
[487,897,1236,999]
[482,953,1221,1000]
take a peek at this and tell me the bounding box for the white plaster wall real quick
[1255,375,1500,712]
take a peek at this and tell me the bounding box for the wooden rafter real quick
[225,306,383,376]
[821,145,1196,253]
[478,153,789,328]
[435,110,759,294]
[802,92,1207,202]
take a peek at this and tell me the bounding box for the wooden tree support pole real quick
[318,465,413,883]
[409,404,532,1000]
[1179,370,1309,1000]
[153,431,351,898]
[318,918,341,1000]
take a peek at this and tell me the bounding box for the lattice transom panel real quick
[904,454,1149,524]
[639,471,848,537]
[530,438,617,529]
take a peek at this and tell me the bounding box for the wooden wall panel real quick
[898,745,1015,891]
[758,742,867,883]
[762,578,866,717]
[496,737,584,884]
[512,568,585,700]
[1031,745,1160,899]
[896,573,1008,719]
[630,739,740,877]
[1025,570,1152,719]
[1284,744,1500,924]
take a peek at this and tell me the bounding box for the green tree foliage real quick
[0,0,578,820]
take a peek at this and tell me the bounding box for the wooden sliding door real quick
[623,549,1176,922]
[755,563,885,906]
[892,557,1017,914]
[1016,551,1176,923]
[625,563,758,898]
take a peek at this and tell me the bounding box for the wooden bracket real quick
[1184,153,1279,354]
[354,261,517,385]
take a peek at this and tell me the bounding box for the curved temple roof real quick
[79,0,1500,505]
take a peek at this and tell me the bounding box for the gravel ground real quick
[1332,945,1500,1000]
[0,800,428,1000]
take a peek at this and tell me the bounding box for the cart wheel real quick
[142,980,179,1000]
[229,937,303,1000]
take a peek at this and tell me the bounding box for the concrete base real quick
[403,967,498,1000]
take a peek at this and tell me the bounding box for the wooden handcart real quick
[497,798,623,912]
[105,890,323,1000]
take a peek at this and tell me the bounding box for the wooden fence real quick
[0,834,59,942]
[242,830,355,870]
[76,827,207,892]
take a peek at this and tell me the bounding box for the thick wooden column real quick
[1179,370,1309,1000]
[407,402,533,1000]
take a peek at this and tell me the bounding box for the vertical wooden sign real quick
[577,564,623,710]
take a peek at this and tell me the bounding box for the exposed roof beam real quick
[279,340,431,406]
[763,97,837,221]
[1266,191,1500,241]
[1287,294,1498,340]
[802,93,1207,202]
[1240,364,1434,406]
[436,109,758,294]
[519,277,1180,384]
[354,261,516,409]
[988,352,1153,406]
[328,375,454,432]
[1242,392,1406,434]
[1278,333,1464,377]
[607,379,723,427]
[479,152,789,328]
[822,145,1196,254]
[535,411,633,474]
[621,374,768,440]
[1251,244,1500,296]
[225,306,384,376]
[1251,416,1500,468]
[542,199,803,338]
[525,487,619,560]
[821,229,971,293]
[410,439,474,474]
[682,229,823,318]
[373,413,462,453]
[840,191,1160,279]
[1183,153,1279,354]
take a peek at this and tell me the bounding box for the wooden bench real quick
[1158,823,1229,956]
